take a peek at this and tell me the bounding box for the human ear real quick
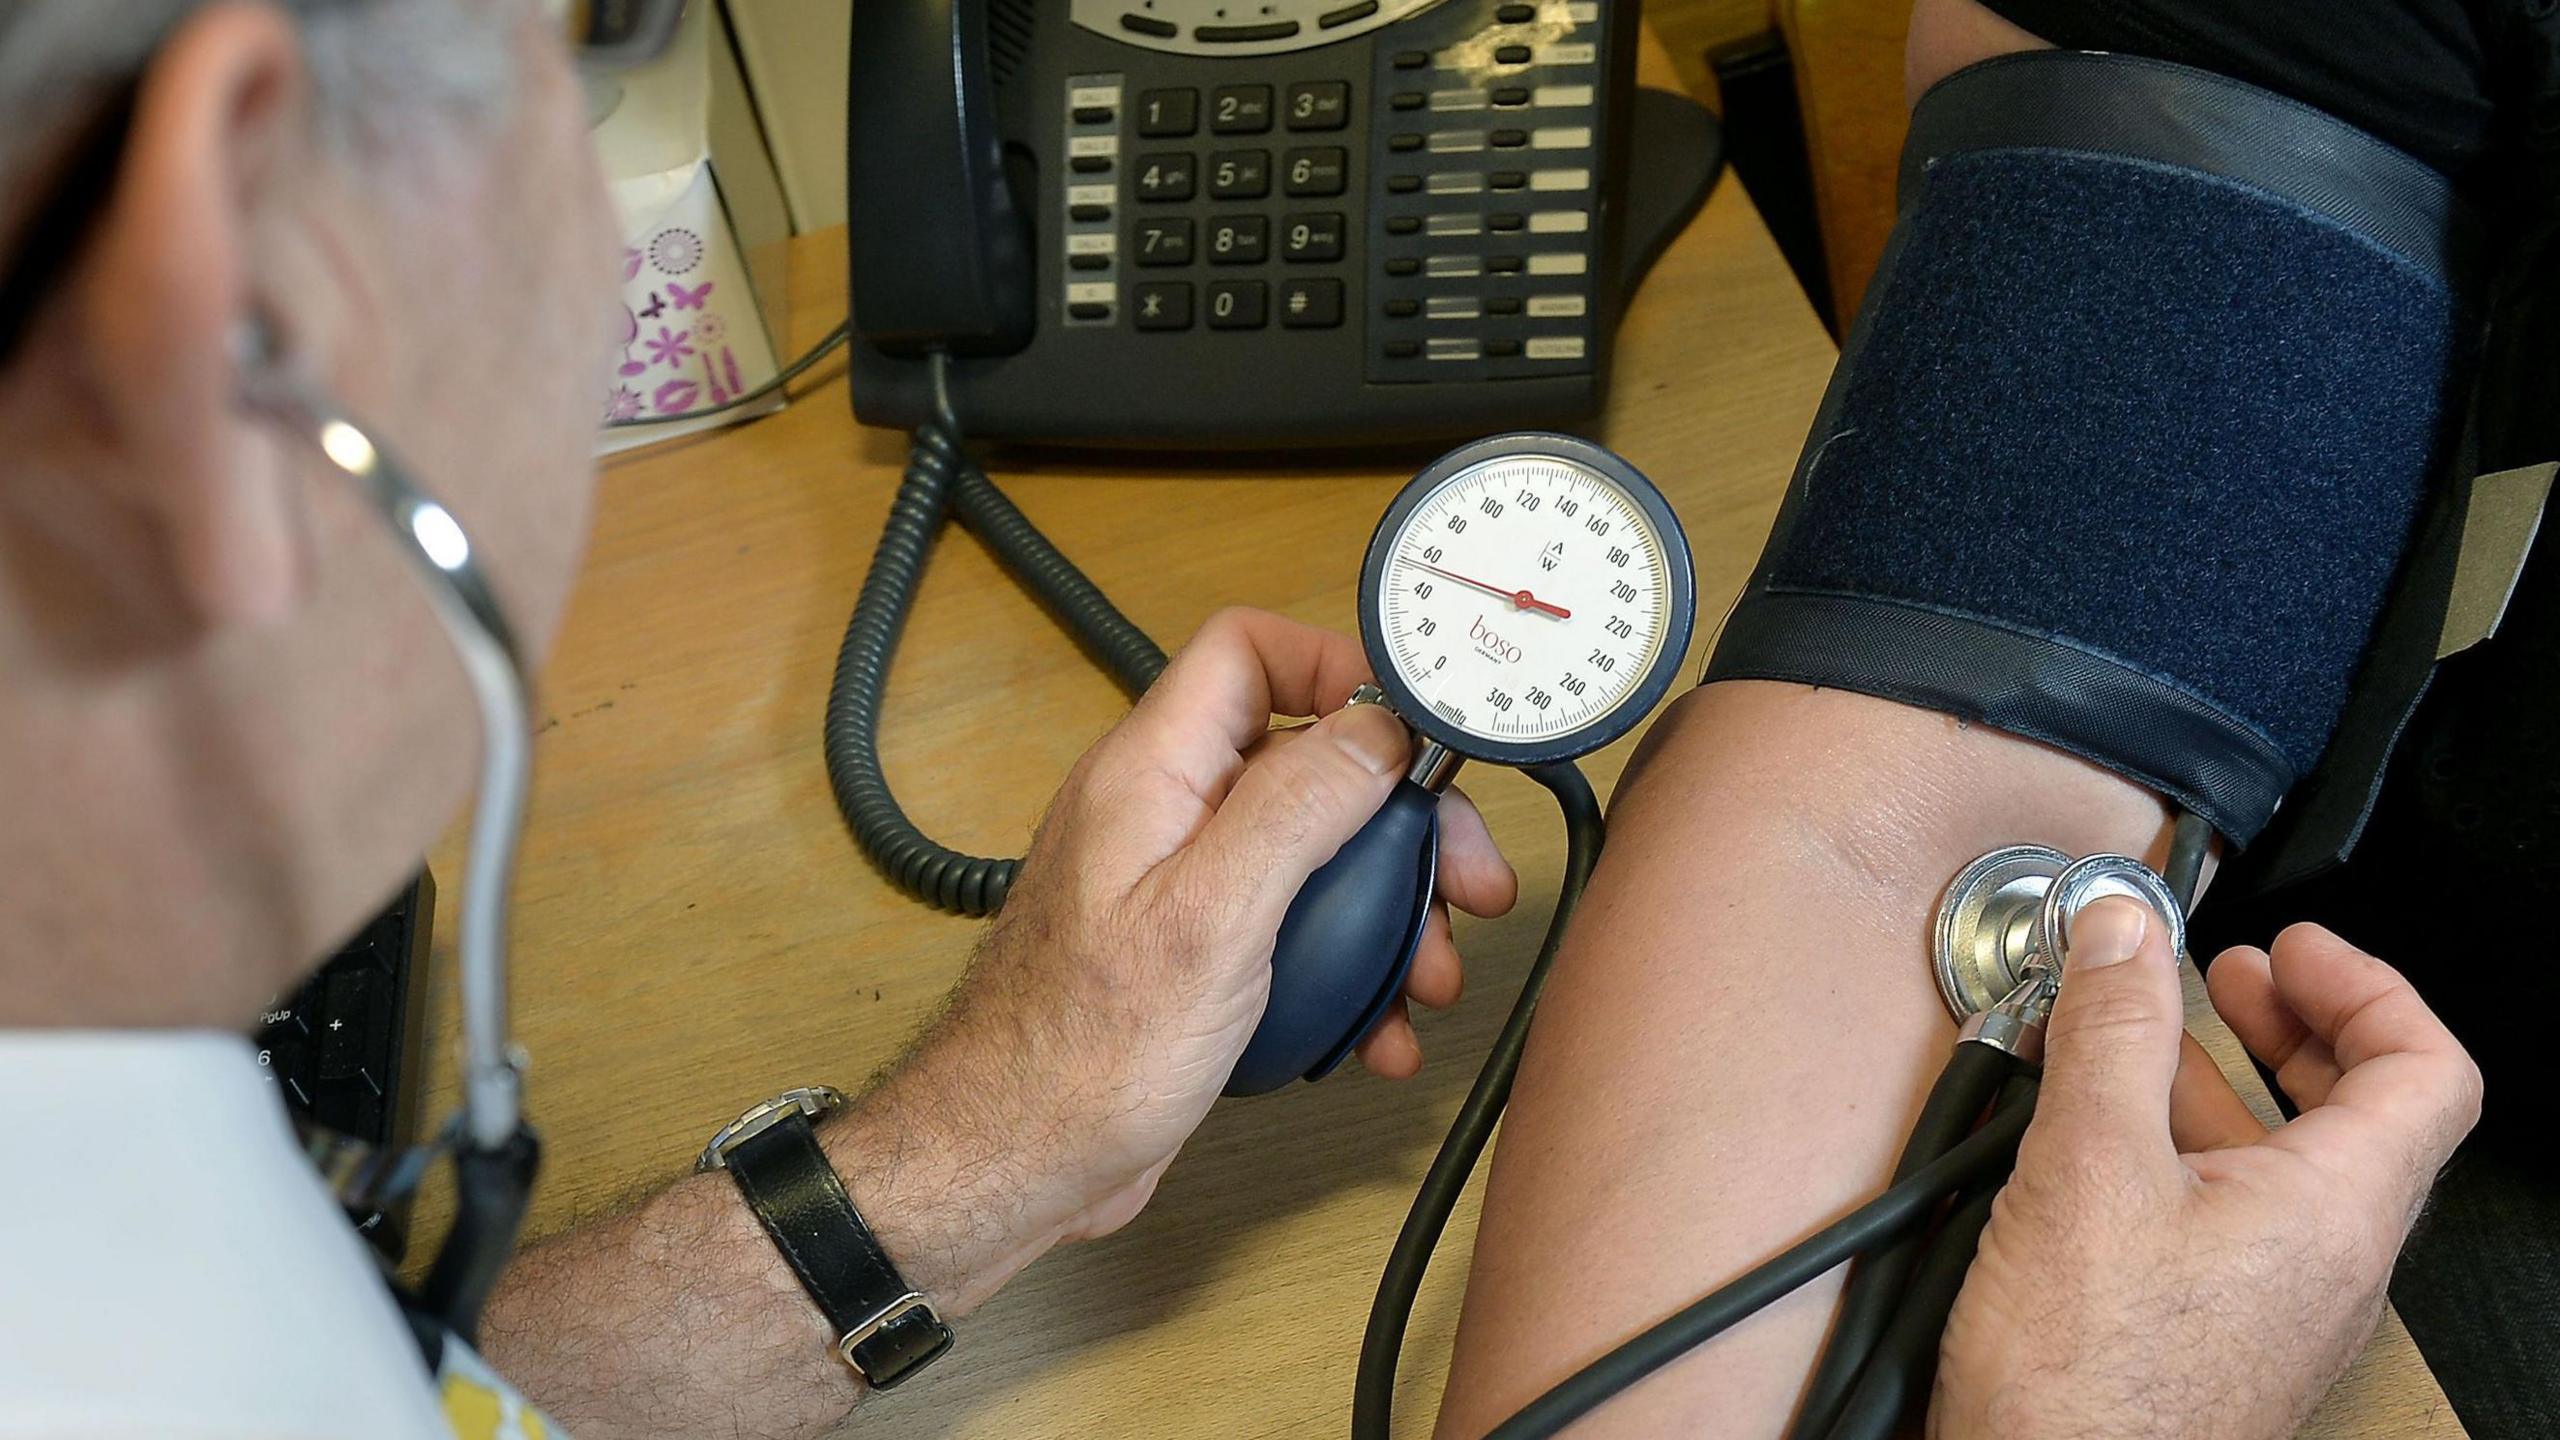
[68,1,314,627]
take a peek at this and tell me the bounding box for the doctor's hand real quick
[1930,900,2482,1440]
[845,608,1515,1296]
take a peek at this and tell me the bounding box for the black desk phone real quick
[845,0,1718,447]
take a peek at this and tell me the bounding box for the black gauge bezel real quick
[1357,432,1697,767]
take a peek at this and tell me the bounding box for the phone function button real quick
[1490,128,1530,148]
[1494,44,1533,64]
[1197,20,1300,42]
[1383,298,1421,318]
[1283,147,1347,196]
[1491,86,1531,107]
[1387,133,1426,153]
[1526,293,1587,317]
[1485,296,1524,315]
[1072,106,1116,126]
[1285,82,1351,131]
[1536,40,1598,65]
[1206,215,1270,264]
[1069,301,1112,322]
[1279,278,1344,328]
[1137,88,1199,137]
[1070,203,1114,223]
[1495,3,1537,21]
[1488,212,1526,232]
[1133,153,1197,201]
[1389,92,1428,112]
[1134,217,1195,267]
[1526,335,1587,360]
[1068,254,1110,271]
[1486,253,1526,273]
[1208,150,1272,199]
[1483,337,1523,358]
[1385,215,1423,236]
[1206,281,1269,329]
[1425,254,1482,277]
[1133,282,1193,331]
[1392,49,1432,69]
[1383,257,1421,277]
[1321,0,1379,25]
[1386,174,1422,195]
[1118,12,1177,38]
[1070,155,1114,175]
[1281,212,1345,261]
[1384,339,1422,358]
[1489,170,1528,190]
[1210,85,1274,134]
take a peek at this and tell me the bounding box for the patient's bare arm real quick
[1432,680,2182,1437]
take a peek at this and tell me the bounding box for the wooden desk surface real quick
[415,41,2460,1439]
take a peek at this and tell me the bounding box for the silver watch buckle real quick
[695,1085,845,1173]
[834,1291,941,1374]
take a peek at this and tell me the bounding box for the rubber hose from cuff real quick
[1353,762,1605,1440]
[823,401,1165,915]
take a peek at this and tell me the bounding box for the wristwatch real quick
[697,1086,955,1388]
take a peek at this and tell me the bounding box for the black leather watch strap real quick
[721,1111,954,1388]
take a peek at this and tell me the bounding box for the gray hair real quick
[0,0,517,208]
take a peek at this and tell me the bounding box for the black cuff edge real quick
[1703,592,2294,844]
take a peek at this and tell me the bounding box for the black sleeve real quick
[1972,0,2504,191]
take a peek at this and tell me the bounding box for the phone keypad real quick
[1073,70,1361,334]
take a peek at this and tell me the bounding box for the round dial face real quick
[1372,451,1682,751]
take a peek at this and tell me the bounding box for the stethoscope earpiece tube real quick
[239,354,539,1344]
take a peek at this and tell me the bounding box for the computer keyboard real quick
[254,871,434,1259]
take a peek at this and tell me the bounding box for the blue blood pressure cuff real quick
[1705,51,2481,844]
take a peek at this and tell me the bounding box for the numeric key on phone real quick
[1134,153,1197,201]
[1134,217,1194,267]
[1206,280,1269,329]
[1281,212,1344,262]
[1284,81,1351,130]
[1283,146,1347,197]
[1210,84,1273,133]
[1207,150,1271,199]
[1206,215,1270,264]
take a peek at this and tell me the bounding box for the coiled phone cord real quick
[824,352,1167,913]
[1355,761,1606,1440]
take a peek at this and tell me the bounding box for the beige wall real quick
[724,0,854,231]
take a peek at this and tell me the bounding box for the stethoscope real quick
[240,338,539,1348]
[245,364,2219,1433]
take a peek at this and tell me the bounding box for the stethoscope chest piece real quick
[1933,846,2189,1019]
[1933,845,2069,1019]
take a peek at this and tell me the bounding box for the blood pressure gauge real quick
[1361,434,1696,768]
[1227,434,1696,1096]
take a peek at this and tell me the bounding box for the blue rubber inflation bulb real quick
[1225,688,1451,1097]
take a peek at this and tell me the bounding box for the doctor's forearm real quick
[479,1072,1057,1440]
[1433,680,2181,1437]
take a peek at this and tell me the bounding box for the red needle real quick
[1411,560,1572,619]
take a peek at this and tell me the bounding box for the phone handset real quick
[847,0,1034,355]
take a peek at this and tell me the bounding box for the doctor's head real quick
[0,1,621,1024]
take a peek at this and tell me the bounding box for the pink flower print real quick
[722,347,745,395]
[691,312,727,348]
[653,377,701,413]
[603,386,644,423]
[643,325,694,370]
[615,306,647,377]
[622,246,645,282]
[667,280,713,310]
